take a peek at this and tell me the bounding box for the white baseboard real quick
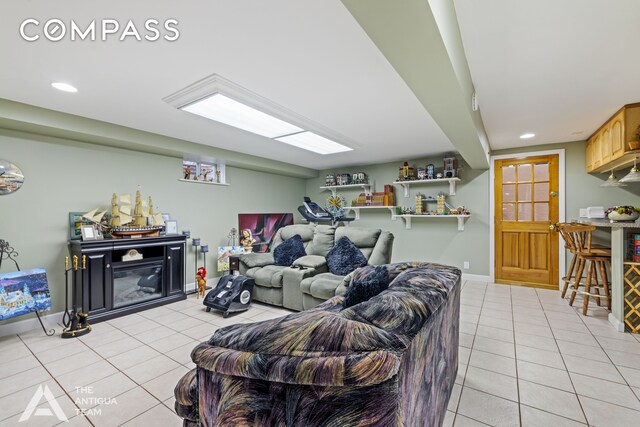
[462,273,491,282]
[0,310,63,338]
[609,313,626,333]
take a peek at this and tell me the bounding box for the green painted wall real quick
[0,129,306,324]
[305,157,491,275]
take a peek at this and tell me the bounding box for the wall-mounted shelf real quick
[392,214,470,231]
[344,206,398,220]
[320,183,371,197]
[178,179,230,186]
[393,177,461,197]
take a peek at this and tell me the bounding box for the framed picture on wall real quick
[238,213,294,252]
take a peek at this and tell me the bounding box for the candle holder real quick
[201,244,209,272]
[192,238,200,289]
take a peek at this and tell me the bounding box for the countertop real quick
[576,218,640,228]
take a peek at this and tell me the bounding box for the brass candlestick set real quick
[61,255,91,338]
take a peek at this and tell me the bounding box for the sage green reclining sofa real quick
[238,224,394,310]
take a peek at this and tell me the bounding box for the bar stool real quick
[560,224,612,315]
[557,223,580,299]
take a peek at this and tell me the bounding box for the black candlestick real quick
[192,238,200,286]
[201,245,208,273]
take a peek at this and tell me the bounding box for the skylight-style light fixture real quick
[181,94,303,139]
[619,158,640,183]
[520,133,535,139]
[51,82,78,93]
[601,169,627,187]
[166,74,354,155]
[276,132,352,155]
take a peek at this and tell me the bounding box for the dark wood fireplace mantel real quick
[68,235,186,323]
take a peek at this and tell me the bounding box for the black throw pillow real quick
[273,234,306,266]
[343,265,390,308]
[326,236,368,276]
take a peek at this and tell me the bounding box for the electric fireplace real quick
[68,235,186,322]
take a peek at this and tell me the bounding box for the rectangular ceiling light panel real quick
[275,131,352,155]
[181,93,303,138]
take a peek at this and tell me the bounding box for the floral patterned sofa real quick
[174,262,460,427]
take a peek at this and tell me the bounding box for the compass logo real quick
[19,384,68,423]
[19,18,180,42]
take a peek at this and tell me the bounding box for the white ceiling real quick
[0,0,454,170]
[454,0,640,150]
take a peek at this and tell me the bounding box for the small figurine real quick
[443,155,457,178]
[215,170,221,183]
[240,228,256,253]
[436,172,443,179]
[398,162,415,181]
[184,166,191,180]
[417,168,426,180]
[196,266,207,298]
[415,193,424,214]
[436,192,446,215]
[426,164,435,179]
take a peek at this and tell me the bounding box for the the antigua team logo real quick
[19,384,68,423]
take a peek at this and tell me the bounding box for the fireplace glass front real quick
[113,263,163,309]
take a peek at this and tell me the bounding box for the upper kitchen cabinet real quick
[586,103,640,173]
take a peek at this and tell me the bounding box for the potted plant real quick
[629,125,640,150]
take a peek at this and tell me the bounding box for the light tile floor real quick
[2,281,640,426]
[0,295,294,426]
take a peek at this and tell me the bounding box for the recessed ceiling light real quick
[51,82,78,93]
[520,133,535,139]
[181,93,303,138]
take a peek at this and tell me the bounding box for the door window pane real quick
[518,183,532,202]
[503,203,516,221]
[503,184,516,202]
[518,203,532,221]
[534,203,549,221]
[534,183,549,202]
[534,163,549,181]
[518,164,532,182]
[502,165,516,183]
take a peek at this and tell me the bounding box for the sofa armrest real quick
[174,368,198,424]
[239,252,274,269]
[292,255,327,270]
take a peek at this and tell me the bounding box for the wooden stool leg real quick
[592,263,602,307]
[583,261,594,316]
[570,257,585,306]
[599,260,611,311]
[562,254,577,299]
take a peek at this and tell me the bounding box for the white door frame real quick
[489,149,566,287]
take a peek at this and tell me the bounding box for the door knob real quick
[549,223,558,232]
[550,191,558,197]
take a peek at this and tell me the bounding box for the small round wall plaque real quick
[0,160,24,195]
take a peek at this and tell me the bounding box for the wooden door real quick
[495,155,559,288]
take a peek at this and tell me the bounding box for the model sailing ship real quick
[83,188,165,239]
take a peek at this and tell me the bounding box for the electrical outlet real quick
[463,261,470,270]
